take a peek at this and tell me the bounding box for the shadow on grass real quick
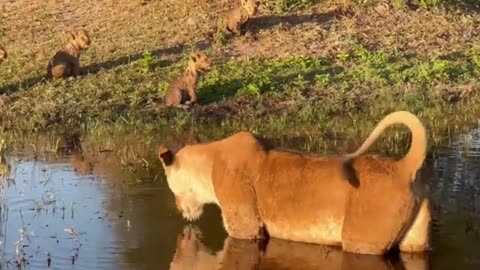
[198,65,344,104]
[408,0,480,12]
[245,10,343,33]
[0,40,211,95]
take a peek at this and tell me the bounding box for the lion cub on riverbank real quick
[0,47,7,63]
[164,52,212,108]
[47,30,91,79]
[217,0,259,36]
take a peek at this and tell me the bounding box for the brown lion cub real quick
[217,0,259,36]
[0,47,7,63]
[164,52,212,108]
[159,111,431,255]
[47,30,91,79]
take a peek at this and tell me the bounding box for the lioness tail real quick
[343,111,427,179]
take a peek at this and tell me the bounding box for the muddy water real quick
[0,128,479,270]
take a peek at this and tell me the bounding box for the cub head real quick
[0,47,7,63]
[242,0,259,16]
[159,145,206,221]
[68,30,91,49]
[188,52,212,73]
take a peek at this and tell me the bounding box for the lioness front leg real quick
[220,204,266,239]
[213,167,265,240]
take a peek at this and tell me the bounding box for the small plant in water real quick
[15,227,27,267]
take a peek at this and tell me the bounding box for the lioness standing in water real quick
[217,0,259,36]
[159,111,431,255]
[164,52,212,108]
[46,30,91,79]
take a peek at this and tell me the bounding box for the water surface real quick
[0,128,479,269]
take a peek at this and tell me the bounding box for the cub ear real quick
[158,145,174,166]
[66,32,76,40]
[189,53,197,63]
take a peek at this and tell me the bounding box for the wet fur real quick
[217,0,259,36]
[159,111,431,255]
[164,52,212,108]
[47,30,91,79]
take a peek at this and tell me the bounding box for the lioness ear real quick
[158,145,174,166]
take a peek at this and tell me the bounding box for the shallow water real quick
[0,128,479,270]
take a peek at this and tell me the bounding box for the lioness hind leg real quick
[341,171,416,255]
[399,199,431,253]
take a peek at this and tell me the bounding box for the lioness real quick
[158,111,431,255]
[217,0,259,36]
[164,52,212,108]
[0,47,7,63]
[46,30,91,79]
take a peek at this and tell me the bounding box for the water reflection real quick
[169,225,428,270]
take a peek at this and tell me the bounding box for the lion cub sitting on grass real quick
[217,0,259,36]
[0,47,7,63]
[164,52,212,108]
[46,30,91,79]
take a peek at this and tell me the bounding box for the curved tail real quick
[343,111,427,176]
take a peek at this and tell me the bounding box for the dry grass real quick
[1,1,478,86]
[0,0,479,135]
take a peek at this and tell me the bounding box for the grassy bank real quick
[1,0,480,149]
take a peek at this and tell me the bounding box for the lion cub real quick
[217,0,259,36]
[164,52,212,108]
[0,47,7,63]
[47,30,91,79]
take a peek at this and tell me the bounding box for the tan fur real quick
[47,30,91,79]
[164,52,212,108]
[169,226,429,270]
[217,0,259,36]
[0,47,7,63]
[159,111,430,255]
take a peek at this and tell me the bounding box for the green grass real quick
[1,39,480,158]
[2,40,480,135]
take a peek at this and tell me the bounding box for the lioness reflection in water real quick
[170,226,428,270]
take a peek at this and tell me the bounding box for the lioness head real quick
[158,145,209,221]
[68,30,91,49]
[188,52,212,73]
[242,0,259,16]
[0,47,7,63]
